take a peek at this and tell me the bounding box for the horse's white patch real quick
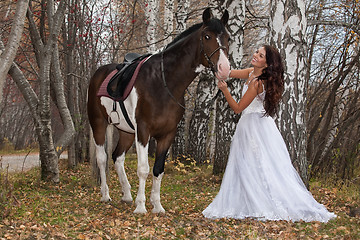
[216,37,222,47]
[95,143,111,202]
[100,88,138,133]
[133,136,150,214]
[195,64,206,73]
[114,153,132,203]
[216,37,230,79]
[150,172,165,213]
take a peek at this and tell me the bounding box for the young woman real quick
[202,45,336,222]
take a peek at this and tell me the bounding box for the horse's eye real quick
[204,35,210,40]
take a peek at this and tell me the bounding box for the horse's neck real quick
[163,34,201,95]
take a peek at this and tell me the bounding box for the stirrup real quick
[108,110,120,125]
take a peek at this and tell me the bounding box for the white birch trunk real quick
[171,0,190,159]
[269,0,308,183]
[188,70,216,164]
[175,0,189,34]
[321,88,349,158]
[9,0,68,182]
[213,0,245,174]
[163,0,174,46]
[145,0,159,53]
[0,0,29,104]
[51,43,75,158]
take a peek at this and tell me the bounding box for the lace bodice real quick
[242,82,266,115]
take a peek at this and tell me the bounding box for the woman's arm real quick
[218,79,260,114]
[229,68,254,79]
[216,67,253,81]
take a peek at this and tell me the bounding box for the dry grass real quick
[0,154,359,239]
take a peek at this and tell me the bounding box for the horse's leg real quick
[150,132,176,213]
[91,120,111,202]
[112,130,135,204]
[133,125,150,214]
[95,143,111,202]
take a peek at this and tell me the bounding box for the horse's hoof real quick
[101,196,112,202]
[121,197,133,205]
[133,205,147,214]
[152,206,165,214]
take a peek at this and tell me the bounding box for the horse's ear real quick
[202,7,213,24]
[221,10,229,26]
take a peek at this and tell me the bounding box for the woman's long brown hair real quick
[257,45,284,117]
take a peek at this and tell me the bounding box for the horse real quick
[87,8,230,214]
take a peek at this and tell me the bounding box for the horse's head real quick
[200,8,230,79]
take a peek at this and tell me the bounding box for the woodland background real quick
[0,0,359,186]
[0,0,359,239]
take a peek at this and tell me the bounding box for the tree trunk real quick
[213,0,245,174]
[22,0,67,182]
[37,124,59,182]
[163,0,174,46]
[8,61,60,182]
[171,0,189,160]
[175,0,189,35]
[0,0,29,104]
[269,0,308,184]
[51,42,75,159]
[145,0,159,53]
[188,72,215,164]
[66,44,77,168]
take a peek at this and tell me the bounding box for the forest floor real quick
[0,154,359,239]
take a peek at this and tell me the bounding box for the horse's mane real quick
[165,18,227,50]
[165,23,202,49]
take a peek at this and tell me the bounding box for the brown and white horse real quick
[87,8,230,213]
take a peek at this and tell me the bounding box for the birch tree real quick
[175,0,189,34]
[61,0,82,168]
[163,0,174,46]
[269,0,308,183]
[171,0,190,159]
[213,0,245,174]
[145,0,159,53]
[188,5,219,164]
[305,0,360,180]
[7,0,69,182]
[188,69,216,164]
[0,0,29,104]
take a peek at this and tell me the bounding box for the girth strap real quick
[118,100,135,130]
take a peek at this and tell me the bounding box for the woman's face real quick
[251,47,267,69]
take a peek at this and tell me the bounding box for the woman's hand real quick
[217,79,228,91]
[215,70,230,81]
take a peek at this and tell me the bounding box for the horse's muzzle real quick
[215,52,230,80]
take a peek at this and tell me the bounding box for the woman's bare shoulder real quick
[251,79,264,93]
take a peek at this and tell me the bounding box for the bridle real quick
[199,30,228,73]
[161,28,228,112]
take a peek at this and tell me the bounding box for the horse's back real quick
[88,64,118,127]
[89,64,118,93]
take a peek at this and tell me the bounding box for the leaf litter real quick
[0,155,359,239]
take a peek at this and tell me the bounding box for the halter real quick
[161,28,227,112]
[199,30,228,73]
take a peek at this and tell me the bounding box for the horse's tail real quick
[89,125,115,185]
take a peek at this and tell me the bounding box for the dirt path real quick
[0,153,68,172]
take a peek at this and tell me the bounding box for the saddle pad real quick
[97,69,117,99]
[97,56,150,101]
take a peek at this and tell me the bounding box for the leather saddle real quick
[107,53,150,100]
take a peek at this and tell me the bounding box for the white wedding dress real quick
[203,81,336,222]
